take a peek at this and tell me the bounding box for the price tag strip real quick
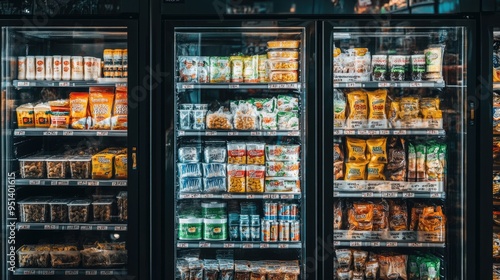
[334,180,444,193]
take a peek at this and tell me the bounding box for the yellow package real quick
[367,90,387,120]
[345,162,367,180]
[92,152,115,179]
[112,86,127,130]
[34,103,51,128]
[399,97,419,120]
[420,98,440,110]
[347,91,368,120]
[16,103,35,128]
[334,90,346,125]
[333,47,341,57]
[89,87,115,130]
[346,137,367,163]
[69,92,89,129]
[388,101,400,126]
[421,108,443,119]
[114,152,127,179]
[366,138,388,164]
[367,163,386,180]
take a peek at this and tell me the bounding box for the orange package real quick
[89,87,114,130]
[49,99,70,129]
[112,86,127,130]
[348,202,374,231]
[69,92,89,129]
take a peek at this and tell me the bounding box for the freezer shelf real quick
[14,179,127,187]
[334,129,445,136]
[13,129,127,137]
[334,191,445,198]
[177,241,301,249]
[334,180,444,192]
[176,82,302,91]
[333,81,445,88]
[178,130,300,137]
[17,223,127,231]
[333,241,445,248]
[13,268,127,276]
[178,192,300,200]
[13,79,127,88]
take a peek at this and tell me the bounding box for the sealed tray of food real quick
[18,197,51,222]
[81,242,127,268]
[46,156,68,179]
[19,155,47,179]
[81,248,107,267]
[266,59,299,71]
[267,40,300,49]
[265,177,301,193]
[267,50,299,60]
[92,199,114,222]
[49,198,71,223]
[50,244,80,268]
[116,191,128,221]
[265,145,300,162]
[266,162,300,177]
[68,199,91,223]
[106,249,128,267]
[269,71,298,83]
[17,244,51,268]
[68,156,92,179]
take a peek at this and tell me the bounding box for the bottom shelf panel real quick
[177,241,302,249]
[333,240,445,248]
[14,268,128,276]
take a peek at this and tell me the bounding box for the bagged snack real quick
[348,202,374,231]
[246,143,265,165]
[112,86,128,130]
[379,254,407,280]
[227,164,246,193]
[16,103,35,128]
[334,199,343,230]
[197,56,209,83]
[345,162,366,180]
[347,91,368,128]
[227,142,246,164]
[367,163,385,180]
[188,259,204,280]
[178,56,198,82]
[204,259,220,280]
[202,163,226,178]
[399,97,420,121]
[334,90,347,128]
[246,165,265,193]
[408,142,417,181]
[176,259,190,280]
[89,87,115,130]
[346,137,367,163]
[426,141,443,181]
[277,111,299,130]
[234,103,259,130]
[34,103,51,128]
[251,98,275,113]
[49,99,70,129]
[264,178,300,192]
[367,89,388,128]
[206,107,233,129]
[230,55,244,83]
[439,143,447,181]
[178,145,202,163]
[249,261,266,280]
[179,109,192,129]
[336,249,353,270]
[425,44,445,81]
[92,150,117,179]
[204,144,226,163]
[410,203,432,231]
[334,140,345,180]
[266,161,300,177]
[353,250,368,272]
[372,54,388,81]
[386,137,406,181]
[389,200,408,231]
[265,145,300,162]
[219,259,235,280]
[389,55,407,81]
[418,206,446,241]
[366,137,388,164]
[388,100,400,128]
[69,92,89,129]
[365,261,379,280]
[277,95,299,112]
[417,254,440,280]
[260,112,277,130]
[373,200,389,230]
[210,56,230,83]
[243,55,259,83]
[115,152,127,179]
[234,260,251,280]
[177,163,202,178]
[203,177,226,193]
[416,143,427,181]
[495,93,500,132]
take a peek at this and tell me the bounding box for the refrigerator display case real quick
[325,19,476,280]
[163,21,317,279]
[1,22,141,279]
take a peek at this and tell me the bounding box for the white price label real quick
[205,131,218,136]
[281,194,293,199]
[228,132,239,136]
[96,226,108,231]
[268,83,297,89]
[23,270,36,275]
[202,194,214,198]
[271,194,280,199]
[199,242,211,248]
[178,131,185,136]
[65,270,79,275]
[350,241,362,247]
[410,82,423,87]
[262,194,270,199]
[87,181,100,186]
[287,131,300,136]
[430,193,441,198]
[18,225,31,230]
[347,83,361,88]
[115,226,127,231]
[57,181,69,185]
[334,241,340,246]
[18,81,30,87]
[43,131,58,136]
[251,131,262,136]
[223,243,235,248]
[382,192,398,198]
[378,82,391,87]
[222,194,233,199]
[101,271,114,275]
[260,243,270,248]
[393,130,407,135]
[333,129,342,136]
[85,271,98,275]
[58,82,70,87]
[229,84,240,89]
[344,130,355,135]
[362,192,374,198]
[66,225,79,230]
[371,242,381,247]
[178,243,189,248]
[266,131,277,136]
[112,181,127,186]
[380,130,390,135]
[278,244,289,249]
[15,130,26,136]
[409,242,423,247]
[96,131,109,136]
[246,194,255,199]
[333,192,340,197]
[80,225,92,231]
[403,192,415,198]
[63,131,74,136]
[29,180,41,185]
[243,243,254,249]
[41,270,55,275]
[426,130,440,135]
[44,224,57,230]
[182,84,194,89]
[386,242,398,247]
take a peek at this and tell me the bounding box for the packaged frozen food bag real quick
[418,206,446,241]
[379,255,407,280]
[373,200,389,231]
[243,55,259,83]
[347,91,368,128]
[246,143,265,165]
[34,103,51,128]
[334,200,343,230]
[16,103,35,128]
[206,107,233,129]
[197,56,210,83]
[179,177,202,193]
[267,40,300,49]
[367,163,385,180]
[204,144,226,163]
[417,254,440,280]
[269,70,298,82]
[353,250,368,272]
[399,97,420,121]
[49,99,70,129]
[348,201,374,230]
[334,139,344,180]
[336,249,353,270]
[177,163,202,178]
[388,100,400,128]
[179,109,192,129]
[265,145,300,162]
[210,56,230,83]
[365,261,379,280]
[219,259,234,280]
[227,142,246,164]
[346,137,367,163]
[227,164,246,193]
[265,161,300,177]
[176,259,190,280]
[178,145,202,163]
[385,137,406,181]
[426,142,443,181]
[334,90,346,128]
[345,162,366,180]
[112,86,128,130]
[178,56,198,82]
[265,177,300,192]
[192,109,208,130]
[367,89,388,128]
[408,142,417,182]
[69,92,89,129]
[204,259,220,280]
[203,177,227,193]
[389,200,408,231]
[277,95,299,112]
[203,163,226,178]
[246,165,265,193]
[416,143,427,181]
[410,203,433,231]
[260,112,277,130]
[277,111,299,130]
[234,260,251,279]
[234,103,259,130]
[425,44,445,81]
[258,54,268,83]
[366,137,388,164]
[89,87,115,130]
[230,55,244,83]
[114,152,127,179]
[250,97,275,113]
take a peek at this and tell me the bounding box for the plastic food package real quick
[116,191,128,221]
[250,97,275,113]
[49,198,71,223]
[227,164,246,193]
[178,56,198,82]
[246,143,265,165]
[46,156,68,179]
[269,71,298,82]
[179,177,202,193]
[210,56,230,83]
[18,197,51,223]
[266,59,299,71]
[267,40,300,49]
[177,163,202,178]
[260,112,278,130]
[68,199,91,223]
[68,156,92,179]
[203,145,226,163]
[19,155,47,178]
[265,177,300,192]
[334,90,346,128]
[277,95,299,112]
[111,86,128,130]
[179,109,192,129]
[206,107,233,130]
[346,137,367,163]
[92,199,113,222]
[265,145,300,162]
[50,245,80,268]
[114,152,127,179]
[243,55,259,83]
[178,145,202,163]
[265,161,300,177]
[197,57,209,83]
[34,102,51,128]
[227,142,246,164]
[203,177,227,192]
[17,245,51,268]
[246,165,265,193]
[89,87,115,130]
[69,92,89,129]
[202,163,227,178]
[277,112,299,130]
[347,201,374,231]
[192,109,208,130]
[49,99,70,129]
[230,55,244,83]
[16,103,35,128]
[92,150,117,180]
[267,50,299,60]
[234,103,259,130]
[204,259,220,280]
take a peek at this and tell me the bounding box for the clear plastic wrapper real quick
[203,163,227,178]
[246,165,265,193]
[203,177,227,192]
[68,199,91,223]
[277,112,299,130]
[50,244,80,268]
[250,262,266,280]
[18,197,51,222]
[178,163,202,178]
[117,191,128,221]
[179,109,192,129]
[68,156,92,179]
[206,107,233,130]
[204,259,220,280]
[267,40,300,49]
[277,95,299,112]
[266,59,299,71]
[234,103,259,130]
[260,112,277,130]
[246,143,265,165]
[267,50,299,60]
[179,103,194,110]
[227,164,246,193]
[269,71,298,82]
[19,155,47,179]
[204,145,227,163]
[234,260,251,280]
[16,103,35,128]
[334,90,346,128]
[178,56,198,82]
[92,199,113,222]
[180,177,203,193]
[250,97,275,113]
[265,145,300,162]
[210,56,230,83]
[348,202,374,230]
[192,109,208,130]
[227,142,246,164]
[49,198,71,223]
[178,145,202,163]
[265,162,300,177]
[188,259,204,280]
[17,244,51,268]
[219,259,235,280]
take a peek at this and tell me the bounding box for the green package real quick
[277,111,299,130]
